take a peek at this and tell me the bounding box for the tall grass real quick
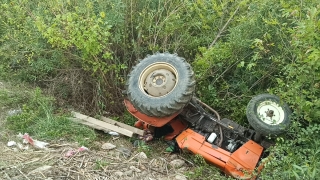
[0,84,96,146]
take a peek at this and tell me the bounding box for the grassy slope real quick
[0,80,229,180]
[0,81,97,146]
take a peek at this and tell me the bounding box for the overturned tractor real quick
[124,53,291,179]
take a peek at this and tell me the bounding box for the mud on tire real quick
[126,53,196,117]
[246,94,291,136]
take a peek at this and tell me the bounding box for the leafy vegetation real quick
[261,122,320,179]
[1,0,319,179]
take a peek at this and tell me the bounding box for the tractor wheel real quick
[126,53,196,117]
[246,94,291,136]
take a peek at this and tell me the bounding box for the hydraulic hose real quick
[195,98,224,147]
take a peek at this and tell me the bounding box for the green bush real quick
[273,6,320,122]
[193,0,320,123]
[192,0,287,122]
[261,123,320,179]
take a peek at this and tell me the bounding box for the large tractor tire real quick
[126,53,196,117]
[246,94,291,136]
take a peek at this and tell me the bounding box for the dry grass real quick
[43,68,124,116]
[0,138,190,180]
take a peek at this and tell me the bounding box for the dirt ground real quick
[0,137,191,180]
[0,82,194,180]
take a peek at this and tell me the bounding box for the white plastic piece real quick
[22,133,49,149]
[17,143,29,150]
[207,133,217,143]
[108,131,119,136]
[33,140,49,149]
[7,141,17,147]
[7,108,22,116]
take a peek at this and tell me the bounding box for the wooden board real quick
[100,116,144,136]
[69,118,111,133]
[71,111,133,137]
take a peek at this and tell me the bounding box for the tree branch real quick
[209,5,240,48]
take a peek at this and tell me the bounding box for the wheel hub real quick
[144,69,176,97]
[257,101,285,125]
[155,77,164,85]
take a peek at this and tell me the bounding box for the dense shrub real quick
[1,0,239,115]
[193,0,320,123]
[260,122,320,179]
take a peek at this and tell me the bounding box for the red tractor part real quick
[124,99,180,127]
[125,99,188,141]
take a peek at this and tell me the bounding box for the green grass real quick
[94,159,109,170]
[120,110,138,126]
[0,87,29,108]
[0,83,96,146]
[183,154,231,180]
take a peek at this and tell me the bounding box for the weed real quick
[0,88,29,108]
[1,84,96,146]
[94,159,109,170]
[135,140,151,154]
[185,154,230,180]
[121,111,137,126]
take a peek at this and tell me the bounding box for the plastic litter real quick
[78,146,88,152]
[165,145,175,152]
[7,108,22,116]
[65,146,89,157]
[108,131,119,136]
[65,150,76,157]
[7,141,17,147]
[21,133,49,149]
[17,143,29,150]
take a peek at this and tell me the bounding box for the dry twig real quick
[209,5,240,48]
[14,166,30,180]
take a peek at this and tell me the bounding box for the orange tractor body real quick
[125,99,267,179]
[176,129,263,179]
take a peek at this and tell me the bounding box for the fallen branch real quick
[209,5,240,48]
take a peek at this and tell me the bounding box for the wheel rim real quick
[257,100,285,125]
[139,62,178,97]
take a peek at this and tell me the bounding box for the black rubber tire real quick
[246,94,291,136]
[126,53,196,117]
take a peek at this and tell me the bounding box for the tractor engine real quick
[179,98,260,153]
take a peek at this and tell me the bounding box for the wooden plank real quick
[69,118,111,133]
[100,116,144,136]
[71,111,134,137]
